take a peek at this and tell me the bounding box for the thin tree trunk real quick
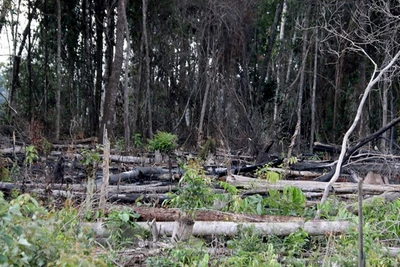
[258,1,284,91]
[56,0,61,140]
[273,0,287,123]
[99,128,110,214]
[287,7,310,159]
[9,3,35,113]
[99,0,127,141]
[94,0,105,137]
[198,37,212,145]
[142,0,153,137]
[123,15,131,146]
[310,27,318,152]
[333,53,344,144]
[380,73,389,153]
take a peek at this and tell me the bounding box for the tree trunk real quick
[287,6,310,159]
[99,128,110,213]
[310,27,318,152]
[94,0,105,137]
[273,0,287,123]
[123,15,131,146]
[258,1,284,91]
[142,0,153,137]
[56,0,61,140]
[99,0,127,141]
[9,3,35,113]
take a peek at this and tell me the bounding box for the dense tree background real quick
[0,0,399,156]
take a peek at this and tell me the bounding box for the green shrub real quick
[163,161,215,218]
[0,192,105,266]
[148,131,177,154]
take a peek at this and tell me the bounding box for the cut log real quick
[171,214,194,242]
[84,220,354,237]
[128,207,304,223]
[0,181,178,194]
[229,175,400,195]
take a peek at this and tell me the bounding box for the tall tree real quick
[142,0,153,137]
[55,0,61,140]
[99,0,127,141]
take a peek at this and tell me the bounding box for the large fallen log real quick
[0,181,178,194]
[86,219,354,237]
[127,207,304,223]
[229,175,400,195]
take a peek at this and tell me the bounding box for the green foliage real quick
[114,138,125,153]
[0,192,105,266]
[225,226,280,267]
[80,146,102,167]
[24,145,39,166]
[163,161,215,218]
[148,131,178,154]
[133,133,143,149]
[104,208,141,247]
[255,163,281,182]
[146,239,209,267]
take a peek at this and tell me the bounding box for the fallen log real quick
[85,219,354,237]
[346,190,400,214]
[0,181,178,194]
[109,167,182,184]
[229,175,400,195]
[127,207,304,223]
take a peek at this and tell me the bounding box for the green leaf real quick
[118,213,130,222]
[18,237,31,246]
[0,254,7,264]
[1,234,14,247]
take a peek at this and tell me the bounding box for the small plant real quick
[148,131,178,154]
[264,186,306,216]
[104,209,141,247]
[80,146,102,219]
[114,138,125,153]
[255,163,281,182]
[133,132,143,149]
[24,145,39,167]
[148,131,178,178]
[0,192,105,266]
[163,161,215,218]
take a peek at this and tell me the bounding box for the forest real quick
[1,0,400,266]
[0,0,398,154]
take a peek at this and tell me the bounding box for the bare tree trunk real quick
[56,0,61,140]
[380,72,389,153]
[94,0,105,137]
[123,16,131,146]
[273,0,287,123]
[142,0,153,137]
[99,0,127,141]
[310,27,318,152]
[287,6,310,159]
[258,1,284,91]
[333,53,344,144]
[99,128,110,214]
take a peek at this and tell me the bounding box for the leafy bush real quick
[104,208,141,247]
[0,192,105,266]
[163,161,215,218]
[148,131,177,154]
